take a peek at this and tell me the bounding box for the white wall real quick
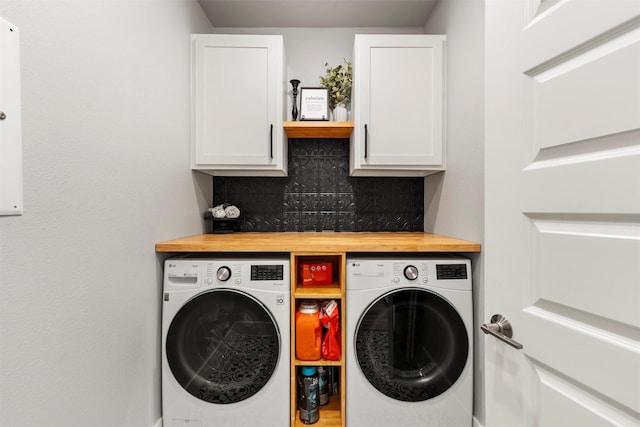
[423,0,485,425]
[0,1,212,426]
[212,27,424,119]
[0,4,486,424]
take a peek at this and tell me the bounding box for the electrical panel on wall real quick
[0,17,22,215]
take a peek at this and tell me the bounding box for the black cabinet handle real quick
[364,124,368,159]
[270,124,273,159]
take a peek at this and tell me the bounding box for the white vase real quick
[333,104,348,122]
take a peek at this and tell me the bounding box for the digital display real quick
[436,264,467,280]
[251,265,284,281]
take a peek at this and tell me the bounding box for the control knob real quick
[404,265,419,280]
[216,266,231,282]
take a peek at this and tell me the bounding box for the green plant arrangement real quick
[319,59,352,109]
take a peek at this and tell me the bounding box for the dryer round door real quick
[166,289,280,404]
[355,288,468,402]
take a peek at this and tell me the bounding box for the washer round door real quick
[166,289,280,404]
[355,288,469,402]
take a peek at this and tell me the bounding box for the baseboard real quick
[156,415,478,427]
[156,415,479,427]
[157,414,477,427]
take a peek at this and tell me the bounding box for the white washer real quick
[346,256,473,427]
[162,255,290,427]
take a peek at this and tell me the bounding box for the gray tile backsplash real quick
[212,139,424,232]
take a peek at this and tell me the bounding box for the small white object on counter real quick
[224,205,240,218]
[207,204,241,219]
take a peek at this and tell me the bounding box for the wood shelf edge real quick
[294,285,342,298]
[284,121,354,139]
[155,233,481,254]
[294,358,343,366]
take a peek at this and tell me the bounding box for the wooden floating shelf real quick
[294,358,342,366]
[283,121,354,139]
[294,285,342,299]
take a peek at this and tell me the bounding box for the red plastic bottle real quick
[295,300,322,361]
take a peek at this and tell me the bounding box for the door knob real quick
[481,314,523,350]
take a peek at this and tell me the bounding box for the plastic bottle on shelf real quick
[317,365,329,406]
[295,300,322,361]
[298,366,320,424]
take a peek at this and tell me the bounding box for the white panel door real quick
[351,34,445,176]
[485,1,640,426]
[192,34,285,176]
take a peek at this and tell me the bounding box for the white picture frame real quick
[299,87,329,121]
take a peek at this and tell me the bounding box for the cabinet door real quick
[352,35,445,176]
[192,35,286,176]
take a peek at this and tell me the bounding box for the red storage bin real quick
[300,262,332,286]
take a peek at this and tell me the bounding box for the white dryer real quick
[162,255,290,427]
[346,256,473,427]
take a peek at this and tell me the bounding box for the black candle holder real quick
[290,79,300,121]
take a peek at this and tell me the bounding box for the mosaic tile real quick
[212,139,424,232]
[317,193,338,211]
[283,193,301,211]
[301,211,319,231]
[319,211,338,231]
[283,211,301,231]
[299,193,318,211]
[337,212,356,231]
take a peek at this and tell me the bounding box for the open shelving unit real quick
[290,252,346,427]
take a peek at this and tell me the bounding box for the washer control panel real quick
[347,257,471,291]
[393,262,430,284]
[164,258,289,291]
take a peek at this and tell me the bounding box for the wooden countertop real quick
[155,232,480,253]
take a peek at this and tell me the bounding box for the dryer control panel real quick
[436,263,468,280]
[347,257,471,291]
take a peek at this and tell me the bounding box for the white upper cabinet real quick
[351,34,445,176]
[192,34,286,176]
